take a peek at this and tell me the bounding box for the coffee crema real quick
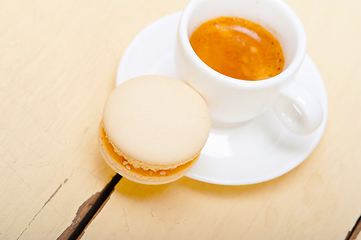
[189,17,284,81]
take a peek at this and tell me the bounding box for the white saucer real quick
[116,12,328,185]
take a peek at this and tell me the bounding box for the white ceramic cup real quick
[175,0,324,135]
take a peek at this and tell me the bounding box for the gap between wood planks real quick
[56,172,361,240]
[345,215,361,240]
[57,174,122,240]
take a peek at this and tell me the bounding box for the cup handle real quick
[272,81,324,135]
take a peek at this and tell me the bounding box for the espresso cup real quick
[175,0,324,135]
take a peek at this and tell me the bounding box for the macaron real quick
[99,75,211,184]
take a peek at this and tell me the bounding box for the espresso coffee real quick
[189,17,284,81]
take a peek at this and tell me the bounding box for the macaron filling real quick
[100,123,199,177]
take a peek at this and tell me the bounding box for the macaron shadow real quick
[112,171,292,201]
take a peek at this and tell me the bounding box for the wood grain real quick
[0,0,140,238]
[0,0,360,239]
[82,0,361,239]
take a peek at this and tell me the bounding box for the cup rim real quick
[178,0,307,89]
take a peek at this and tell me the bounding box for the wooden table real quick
[1,0,361,239]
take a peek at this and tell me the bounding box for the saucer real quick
[116,12,328,185]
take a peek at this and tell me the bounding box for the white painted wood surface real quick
[83,0,361,239]
[0,0,360,239]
